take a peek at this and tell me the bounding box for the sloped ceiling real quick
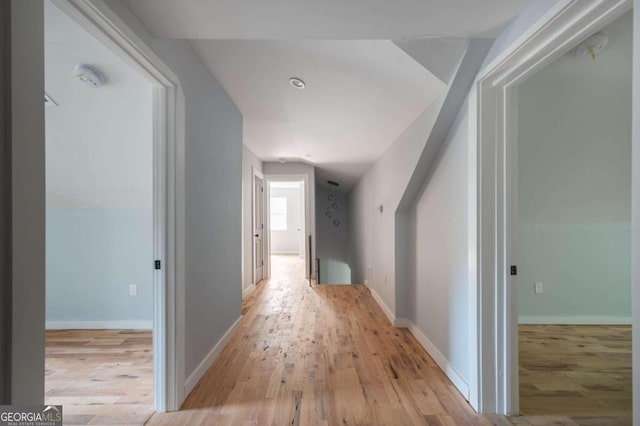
[122,0,530,189]
[123,0,529,40]
[190,40,446,189]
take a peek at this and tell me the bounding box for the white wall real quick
[45,1,154,325]
[241,145,262,292]
[109,0,243,386]
[348,95,446,308]
[517,11,632,323]
[263,162,316,278]
[408,103,471,386]
[347,0,570,406]
[270,185,303,255]
[316,185,350,284]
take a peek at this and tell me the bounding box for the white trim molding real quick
[184,316,242,398]
[405,322,470,401]
[242,283,257,299]
[369,287,396,326]
[475,0,632,415]
[46,321,153,330]
[519,316,632,325]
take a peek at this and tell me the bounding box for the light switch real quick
[129,284,138,296]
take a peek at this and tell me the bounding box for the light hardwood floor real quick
[45,329,153,425]
[517,324,632,425]
[146,255,510,425]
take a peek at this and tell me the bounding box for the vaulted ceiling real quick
[123,0,530,189]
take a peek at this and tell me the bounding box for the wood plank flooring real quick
[517,324,631,424]
[146,255,510,426]
[45,329,153,425]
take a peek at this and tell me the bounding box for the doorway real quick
[253,170,265,284]
[266,179,307,281]
[44,1,154,423]
[42,0,184,416]
[473,0,634,417]
[515,10,632,419]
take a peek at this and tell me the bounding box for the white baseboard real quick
[365,289,469,401]
[404,321,470,401]
[518,316,632,325]
[184,315,243,398]
[242,283,256,299]
[46,320,152,330]
[369,287,395,326]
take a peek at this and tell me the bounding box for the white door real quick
[253,174,264,283]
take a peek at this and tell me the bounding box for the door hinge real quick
[155,260,162,270]
[262,260,264,266]
[510,265,517,276]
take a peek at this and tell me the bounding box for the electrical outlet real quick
[534,282,543,294]
[129,284,137,296]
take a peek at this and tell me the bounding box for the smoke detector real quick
[575,32,608,60]
[289,77,306,89]
[73,65,105,88]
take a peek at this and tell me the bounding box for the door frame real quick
[264,175,310,280]
[473,0,632,414]
[252,167,265,285]
[51,0,186,412]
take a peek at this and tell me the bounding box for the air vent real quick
[327,180,339,187]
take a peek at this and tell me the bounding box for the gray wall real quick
[407,103,471,383]
[155,39,242,377]
[46,209,153,323]
[44,2,155,325]
[0,0,9,405]
[316,185,350,284]
[517,12,632,322]
[9,0,45,404]
[109,2,244,381]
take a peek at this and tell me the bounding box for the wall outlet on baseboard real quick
[129,284,138,296]
[534,282,543,294]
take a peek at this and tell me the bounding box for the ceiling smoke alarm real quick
[73,65,105,88]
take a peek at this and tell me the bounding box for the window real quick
[270,197,287,231]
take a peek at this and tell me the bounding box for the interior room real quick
[44,2,154,424]
[268,180,306,279]
[517,10,633,420]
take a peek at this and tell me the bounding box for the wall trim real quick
[46,321,152,330]
[184,315,242,398]
[518,316,632,325]
[369,287,395,325]
[242,283,256,299]
[400,321,470,401]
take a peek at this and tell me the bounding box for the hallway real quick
[146,256,503,425]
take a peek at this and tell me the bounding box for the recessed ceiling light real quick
[289,77,306,89]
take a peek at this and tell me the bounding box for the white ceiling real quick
[191,40,446,189]
[45,1,153,208]
[122,0,530,190]
[123,0,529,40]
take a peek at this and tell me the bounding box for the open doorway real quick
[267,179,307,281]
[515,10,632,421]
[43,1,156,422]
